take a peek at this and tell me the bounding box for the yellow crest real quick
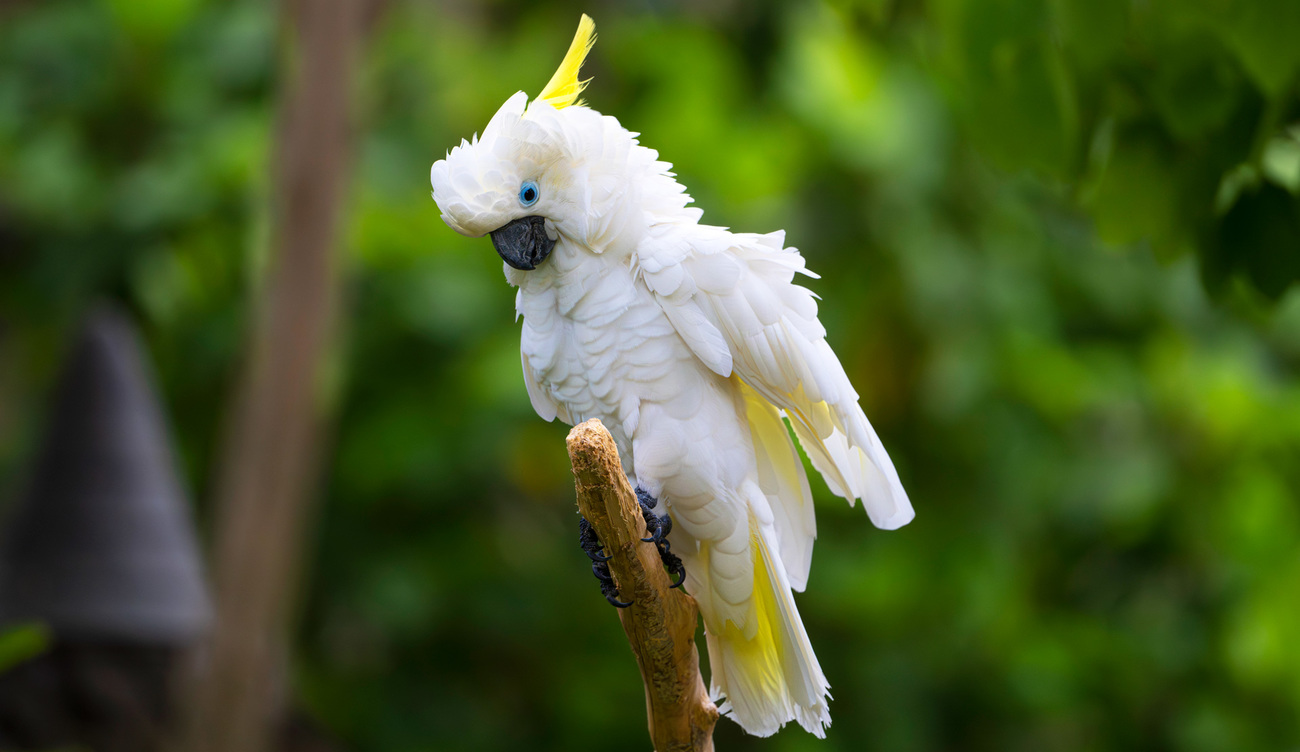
[535,14,596,110]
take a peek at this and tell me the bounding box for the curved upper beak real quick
[490,215,556,271]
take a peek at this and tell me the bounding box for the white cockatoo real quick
[430,15,913,738]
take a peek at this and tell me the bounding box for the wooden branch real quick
[566,420,719,752]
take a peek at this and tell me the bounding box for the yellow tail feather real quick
[535,14,596,110]
[716,530,785,697]
[701,517,831,737]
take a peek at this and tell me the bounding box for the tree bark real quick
[180,1,364,751]
[566,420,719,752]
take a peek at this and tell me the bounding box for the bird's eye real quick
[519,181,540,207]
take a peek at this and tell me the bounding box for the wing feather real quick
[521,350,558,422]
[639,225,913,531]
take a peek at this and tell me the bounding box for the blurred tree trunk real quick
[180,1,367,751]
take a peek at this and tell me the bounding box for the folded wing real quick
[637,224,914,544]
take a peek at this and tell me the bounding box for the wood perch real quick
[566,420,719,752]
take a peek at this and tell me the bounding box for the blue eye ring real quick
[519,180,539,207]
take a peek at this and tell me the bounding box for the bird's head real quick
[430,14,612,271]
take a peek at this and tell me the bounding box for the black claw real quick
[660,543,687,589]
[636,487,658,511]
[659,512,673,537]
[633,486,691,591]
[579,489,694,607]
[579,515,631,608]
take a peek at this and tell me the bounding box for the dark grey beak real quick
[490,215,555,271]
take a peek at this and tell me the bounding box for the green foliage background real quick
[2,0,1300,749]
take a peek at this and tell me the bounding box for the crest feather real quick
[535,14,596,110]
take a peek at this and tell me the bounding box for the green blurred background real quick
[2,0,1300,749]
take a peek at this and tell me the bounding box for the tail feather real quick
[702,520,830,738]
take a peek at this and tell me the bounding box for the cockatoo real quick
[430,15,913,738]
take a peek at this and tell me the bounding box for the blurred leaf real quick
[931,0,1079,177]
[1188,0,1300,98]
[1262,130,1300,193]
[0,623,50,674]
[1206,181,1300,299]
[1145,35,1242,142]
[1083,128,1189,258]
[105,0,202,45]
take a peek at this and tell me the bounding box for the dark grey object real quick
[490,214,556,270]
[0,305,210,643]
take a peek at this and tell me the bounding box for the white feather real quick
[636,226,914,530]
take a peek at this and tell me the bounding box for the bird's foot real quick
[636,488,686,590]
[577,488,689,607]
[579,516,630,608]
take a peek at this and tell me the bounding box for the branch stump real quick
[566,419,718,752]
